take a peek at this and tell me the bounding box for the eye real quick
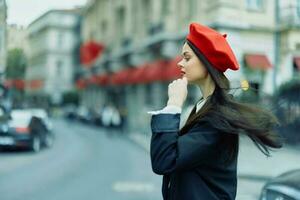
[184,57,190,61]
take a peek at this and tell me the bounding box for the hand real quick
[167,77,188,108]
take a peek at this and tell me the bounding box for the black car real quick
[259,169,300,200]
[0,109,54,152]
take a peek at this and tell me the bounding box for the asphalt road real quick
[0,119,161,200]
[0,118,269,200]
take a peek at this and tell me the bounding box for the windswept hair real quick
[179,40,283,164]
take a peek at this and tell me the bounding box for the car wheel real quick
[31,136,41,152]
[44,134,54,148]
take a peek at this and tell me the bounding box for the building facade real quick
[278,0,300,85]
[0,0,7,74]
[26,9,81,105]
[7,24,28,51]
[79,0,300,134]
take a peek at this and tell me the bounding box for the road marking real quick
[112,181,155,193]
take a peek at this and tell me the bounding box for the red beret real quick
[186,23,239,72]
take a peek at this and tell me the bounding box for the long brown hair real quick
[179,40,283,164]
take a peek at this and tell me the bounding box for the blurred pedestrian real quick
[148,23,283,200]
[101,103,114,128]
[110,105,121,129]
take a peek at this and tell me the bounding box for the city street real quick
[0,118,297,200]
[1,0,300,199]
[0,119,161,200]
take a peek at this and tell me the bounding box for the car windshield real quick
[9,111,32,127]
[27,109,48,119]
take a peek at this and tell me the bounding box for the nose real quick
[177,59,184,69]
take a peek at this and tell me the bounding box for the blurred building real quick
[7,24,28,51]
[278,0,300,84]
[26,9,82,106]
[0,0,7,74]
[78,0,300,134]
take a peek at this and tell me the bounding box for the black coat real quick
[150,113,237,200]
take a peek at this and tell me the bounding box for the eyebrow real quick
[182,51,191,56]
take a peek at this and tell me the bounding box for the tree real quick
[5,48,27,108]
[5,48,27,79]
[62,90,80,106]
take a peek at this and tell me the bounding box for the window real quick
[246,0,263,11]
[57,32,63,48]
[101,21,107,38]
[143,0,151,29]
[161,0,170,18]
[56,60,63,76]
[117,7,125,42]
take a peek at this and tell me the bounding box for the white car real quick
[26,109,53,132]
[0,109,54,152]
[10,109,53,132]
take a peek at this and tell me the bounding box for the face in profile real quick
[177,42,209,84]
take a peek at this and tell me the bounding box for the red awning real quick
[87,75,98,85]
[244,54,272,70]
[162,56,182,81]
[107,57,182,85]
[14,79,25,90]
[96,74,110,86]
[293,57,300,70]
[140,57,181,83]
[110,71,123,85]
[80,41,104,67]
[29,79,43,90]
[4,79,26,90]
[76,79,87,89]
[144,60,165,83]
[129,65,149,84]
[4,80,13,88]
[110,68,135,85]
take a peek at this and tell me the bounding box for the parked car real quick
[0,109,54,152]
[28,108,53,132]
[259,169,300,200]
[76,106,93,123]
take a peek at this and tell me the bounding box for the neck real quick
[196,75,216,100]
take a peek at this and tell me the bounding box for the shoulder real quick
[193,118,216,130]
[183,119,220,137]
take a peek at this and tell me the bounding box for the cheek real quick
[187,61,207,80]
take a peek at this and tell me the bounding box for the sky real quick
[6,0,88,27]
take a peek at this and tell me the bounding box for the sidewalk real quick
[128,132,300,180]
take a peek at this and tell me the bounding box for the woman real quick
[148,23,283,200]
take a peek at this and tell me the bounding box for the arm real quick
[150,113,220,175]
[147,105,182,115]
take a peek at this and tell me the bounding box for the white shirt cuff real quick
[147,105,182,115]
